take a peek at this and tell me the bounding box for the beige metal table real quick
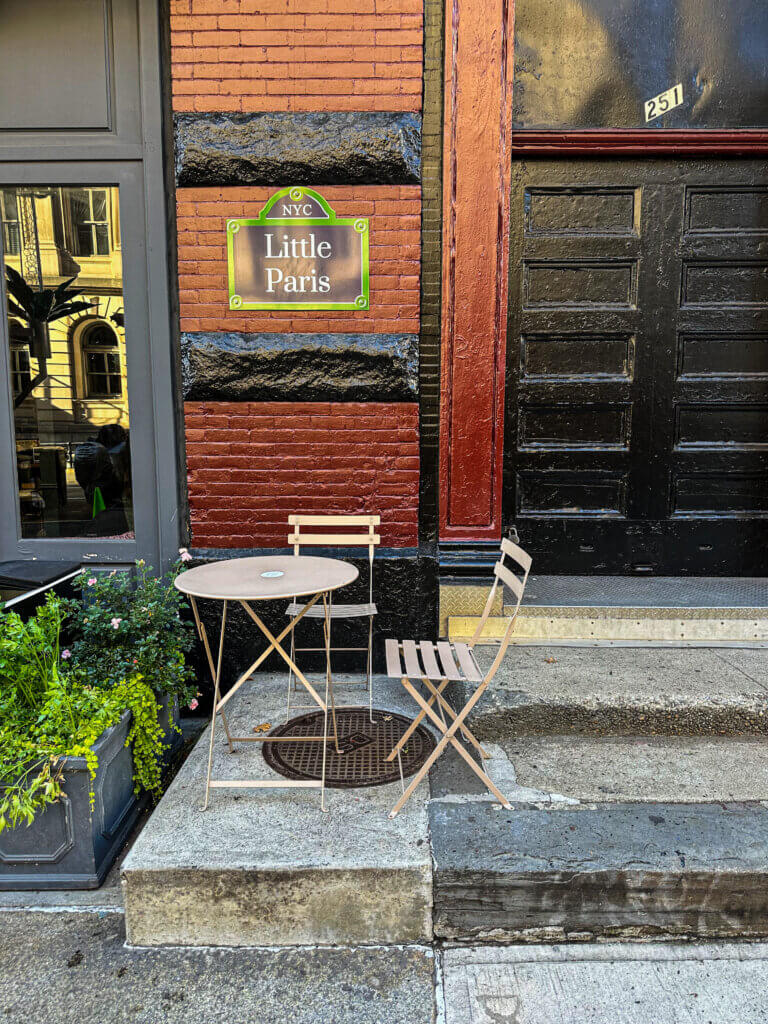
[175,555,359,811]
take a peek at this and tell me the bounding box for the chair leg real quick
[388,677,511,818]
[425,682,489,760]
[385,678,449,762]
[367,615,374,724]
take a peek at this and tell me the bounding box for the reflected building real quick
[3,186,132,539]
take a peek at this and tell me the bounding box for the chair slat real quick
[286,601,376,619]
[385,639,402,677]
[495,560,524,599]
[419,641,443,680]
[500,537,532,573]
[436,641,462,680]
[288,514,380,526]
[288,532,381,546]
[401,640,423,677]
[453,642,483,682]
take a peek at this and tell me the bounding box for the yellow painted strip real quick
[448,616,509,642]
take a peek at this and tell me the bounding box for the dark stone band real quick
[186,552,437,685]
[174,112,421,186]
[181,332,419,402]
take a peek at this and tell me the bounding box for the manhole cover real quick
[262,708,436,789]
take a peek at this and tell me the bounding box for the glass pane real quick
[1,185,133,540]
[5,224,20,256]
[95,224,110,256]
[2,190,18,219]
[91,190,107,222]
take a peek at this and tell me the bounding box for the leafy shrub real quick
[0,594,167,834]
[62,558,197,706]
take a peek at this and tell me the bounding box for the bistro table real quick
[175,555,359,811]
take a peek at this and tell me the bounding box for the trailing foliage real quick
[62,558,197,705]
[0,594,167,834]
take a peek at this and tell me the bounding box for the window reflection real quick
[2,185,133,540]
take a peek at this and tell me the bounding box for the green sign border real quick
[226,186,370,311]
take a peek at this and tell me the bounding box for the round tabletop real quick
[174,555,359,601]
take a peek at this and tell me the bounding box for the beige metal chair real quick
[384,536,532,818]
[286,514,380,721]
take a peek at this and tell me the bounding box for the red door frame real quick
[437,1,768,544]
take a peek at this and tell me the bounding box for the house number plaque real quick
[226,186,370,310]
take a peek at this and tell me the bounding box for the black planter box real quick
[0,698,182,890]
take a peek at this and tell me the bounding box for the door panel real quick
[505,159,768,574]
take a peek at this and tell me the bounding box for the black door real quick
[505,158,768,574]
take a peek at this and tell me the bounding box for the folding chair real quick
[384,536,531,818]
[285,514,380,721]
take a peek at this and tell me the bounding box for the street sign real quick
[226,186,370,311]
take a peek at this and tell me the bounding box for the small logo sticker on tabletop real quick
[260,570,285,578]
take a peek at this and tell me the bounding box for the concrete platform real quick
[443,942,768,1024]
[122,675,434,947]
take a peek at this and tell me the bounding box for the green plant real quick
[5,264,96,409]
[0,594,167,834]
[62,559,197,706]
[4,265,95,330]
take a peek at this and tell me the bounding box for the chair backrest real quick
[287,514,381,602]
[469,537,532,675]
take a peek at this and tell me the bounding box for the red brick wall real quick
[170,0,423,113]
[185,401,419,547]
[177,186,421,333]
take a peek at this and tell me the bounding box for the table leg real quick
[323,591,341,755]
[204,599,227,810]
[189,596,234,753]
[195,590,341,810]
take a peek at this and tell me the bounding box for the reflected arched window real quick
[81,321,122,397]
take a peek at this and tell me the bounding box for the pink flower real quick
[188,698,199,711]
[110,617,122,629]
[61,649,71,660]
[178,548,193,563]
[87,577,97,587]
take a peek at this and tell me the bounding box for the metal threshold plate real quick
[520,575,768,610]
[262,708,435,789]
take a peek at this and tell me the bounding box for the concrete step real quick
[122,676,434,947]
[430,646,768,943]
[430,798,768,942]
[451,646,768,739]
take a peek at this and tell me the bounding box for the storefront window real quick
[2,184,133,540]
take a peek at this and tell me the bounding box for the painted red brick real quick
[177,186,421,333]
[170,0,423,113]
[185,401,419,548]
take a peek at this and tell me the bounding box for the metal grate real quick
[520,575,768,609]
[262,708,436,789]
